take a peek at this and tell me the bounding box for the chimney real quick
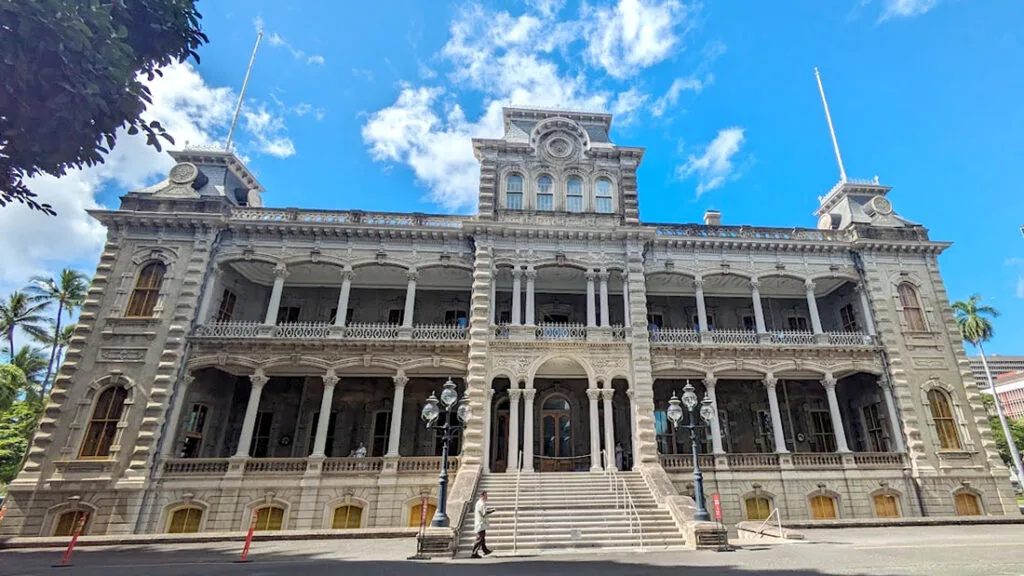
[703,209,721,226]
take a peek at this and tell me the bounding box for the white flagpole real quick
[226,29,264,152]
[814,67,847,184]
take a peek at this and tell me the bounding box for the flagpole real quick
[226,29,264,152]
[814,67,847,184]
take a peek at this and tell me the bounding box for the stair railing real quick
[602,453,642,550]
[512,450,523,553]
[619,474,644,550]
[755,507,784,539]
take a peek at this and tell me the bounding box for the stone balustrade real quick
[162,458,230,476]
[490,324,627,343]
[159,456,462,478]
[232,207,464,229]
[658,452,906,473]
[322,457,384,474]
[649,329,876,349]
[651,223,852,243]
[192,321,468,343]
[791,453,844,469]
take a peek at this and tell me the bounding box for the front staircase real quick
[456,471,687,556]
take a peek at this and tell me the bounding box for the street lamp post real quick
[666,381,716,523]
[420,377,471,528]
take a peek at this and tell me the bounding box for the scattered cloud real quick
[651,75,708,117]
[878,0,941,21]
[612,88,649,124]
[243,104,296,158]
[676,127,746,196]
[583,0,694,78]
[263,29,325,65]
[306,55,325,65]
[352,68,376,82]
[1006,258,1024,298]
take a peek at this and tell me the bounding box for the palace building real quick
[0,107,1016,549]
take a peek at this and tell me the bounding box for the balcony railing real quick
[658,452,906,473]
[232,207,464,229]
[162,458,230,476]
[192,321,468,342]
[852,452,907,468]
[160,456,461,477]
[768,331,817,346]
[648,328,699,344]
[244,457,307,474]
[651,223,852,243]
[323,457,385,474]
[491,324,627,342]
[708,330,759,345]
[791,453,844,469]
[649,328,876,348]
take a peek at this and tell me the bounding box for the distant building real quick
[980,371,1024,420]
[969,355,1024,386]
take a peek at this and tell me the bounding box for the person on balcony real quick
[354,442,367,458]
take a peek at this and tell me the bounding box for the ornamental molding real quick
[97,347,149,363]
[185,348,469,377]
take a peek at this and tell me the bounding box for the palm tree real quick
[0,365,27,415]
[27,269,89,391]
[952,295,1024,485]
[0,291,50,364]
[9,346,47,401]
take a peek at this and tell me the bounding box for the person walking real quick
[471,491,494,558]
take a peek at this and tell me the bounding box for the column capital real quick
[339,268,354,281]
[692,278,705,290]
[585,270,597,281]
[524,269,537,280]
[804,278,816,292]
[749,279,761,291]
[619,269,630,281]
[626,389,635,399]
[821,374,837,389]
[522,388,537,401]
[762,375,778,390]
[601,388,615,400]
[272,263,289,279]
[586,388,602,401]
[183,372,197,386]
[597,270,610,281]
[854,282,866,293]
[511,268,523,279]
[486,388,495,400]
[508,388,523,401]
[392,369,408,387]
[323,370,339,388]
[703,374,718,389]
[250,369,269,388]
[406,270,419,282]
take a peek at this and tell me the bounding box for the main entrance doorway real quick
[541,395,573,471]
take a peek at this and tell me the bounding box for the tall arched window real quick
[897,283,926,331]
[537,176,553,211]
[79,386,128,458]
[927,389,962,450]
[254,506,285,531]
[745,496,771,520]
[566,177,583,212]
[810,495,837,519]
[53,510,89,537]
[595,178,613,213]
[873,494,900,518]
[332,505,363,529]
[954,492,981,516]
[168,507,204,533]
[506,175,523,210]
[125,262,166,317]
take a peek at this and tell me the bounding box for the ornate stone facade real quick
[0,108,1015,539]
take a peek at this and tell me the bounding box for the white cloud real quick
[676,127,746,196]
[243,104,296,158]
[612,88,649,123]
[527,0,566,18]
[267,32,286,47]
[583,0,693,78]
[1006,258,1024,298]
[651,75,708,117]
[264,31,324,65]
[879,0,941,21]
[307,55,325,65]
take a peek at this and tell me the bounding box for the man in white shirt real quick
[471,491,493,558]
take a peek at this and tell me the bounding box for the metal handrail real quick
[512,450,523,553]
[755,507,784,538]
[603,452,643,550]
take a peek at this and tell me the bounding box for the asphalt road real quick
[3,524,1024,576]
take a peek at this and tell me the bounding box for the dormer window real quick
[566,177,583,213]
[537,176,553,211]
[596,178,613,213]
[506,175,523,210]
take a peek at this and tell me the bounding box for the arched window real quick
[506,175,523,210]
[954,492,981,516]
[79,386,128,458]
[409,501,436,527]
[927,389,962,451]
[537,176,553,211]
[809,495,837,520]
[873,494,900,518]
[53,510,88,537]
[168,507,204,533]
[254,506,285,531]
[595,178,613,213]
[332,505,363,529]
[126,261,166,317]
[897,283,926,331]
[566,177,583,212]
[744,496,771,520]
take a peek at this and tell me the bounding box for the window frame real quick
[839,303,858,332]
[595,178,613,213]
[181,402,209,458]
[505,174,524,210]
[809,494,838,520]
[78,386,129,459]
[253,505,285,531]
[744,496,772,521]
[125,261,167,318]
[372,410,392,457]
[872,493,900,518]
[536,175,554,211]
[566,176,584,213]
[953,492,982,516]
[331,505,363,529]
[926,388,962,451]
[167,506,204,533]
[897,283,927,332]
[215,288,237,322]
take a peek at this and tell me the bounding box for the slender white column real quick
[620,271,631,326]
[334,268,353,327]
[385,371,408,457]
[263,264,289,325]
[750,280,767,333]
[483,389,495,472]
[522,388,536,472]
[402,271,418,327]
[587,387,602,471]
[598,270,610,327]
[704,375,725,454]
[822,374,851,452]
[602,388,615,469]
[694,277,708,332]
[763,376,789,454]
[508,388,522,471]
[626,388,637,465]
[234,370,268,457]
[311,371,339,457]
[525,267,536,326]
[586,271,597,327]
[805,279,823,334]
[856,283,877,336]
[511,269,523,326]
[879,379,906,452]
[488,269,497,324]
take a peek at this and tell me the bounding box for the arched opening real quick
[745,496,772,520]
[168,506,204,533]
[53,510,89,537]
[254,505,285,531]
[489,378,513,473]
[809,494,837,520]
[873,494,900,518]
[331,505,363,529]
[927,388,962,451]
[409,500,436,527]
[954,492,982,516]
[531,357,594,472]
[126,261,166,317]
[79,386,128,459]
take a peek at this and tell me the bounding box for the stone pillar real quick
[586,271,597,327]
[385,371,408,457]
[856,283,877,336]
[263,264,288,325]
[488,268,497,324]
[587,387,602,471]
[602,387,615,469]
[311,371,339,457]
[507,388,522,471]
[482,389,494,472]
[334,268,353,327]
[879,379,907,452]
[525,267,536,326]
[750,280,767,333]
[511,268,522,326]
[694,277,708,332]
[196,267,223,324]
[160,373,195,458]
[620,271,631,326]
[805,279,823,334]
[402,271,418,327]
[522,388,536,472]
[598,270,610,327]
[234,370,269,458]
[626,388,637,463]
[822,374,851,453]
[763,376,789,454]
[704,375,725,455]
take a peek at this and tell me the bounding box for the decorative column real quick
[483,389,495,472]
[402,271,418,327]
[602,387,615,469]
[334,268,353,327]
[626,388,637,464]
[856,283,877,336]
[763,375,789,454]
[879,379,907,452]
[694,277,708,332]
[263,263,288,325]
[805,279,823,334]
[507,388,522,471]
[385,371,408,457]
[750,279,767,333]
[525,266,536,326]
[704,375,725,454]
[311,371,339,457]
[488,268,497,324]
[587,387,602,471]
[620,271,631,326]
[234,369,269,458]
[586,271,597,327]
[522,388,536,472]
[511,268,522,326]
[598,270,610,327]
[822,374,851,452]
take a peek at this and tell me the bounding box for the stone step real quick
[458,536,687,550]
[459,524,681,539]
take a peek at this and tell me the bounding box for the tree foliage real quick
[983,396,1024,469]
[0,397,43,485]
[952,294,999,346]
[0,291,50,363]
[0,0,208,213]
[27,268,89,393]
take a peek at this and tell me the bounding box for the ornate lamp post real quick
[420,377,471,528]
[666,381,716,522]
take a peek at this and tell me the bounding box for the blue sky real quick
[3,0,1023,354]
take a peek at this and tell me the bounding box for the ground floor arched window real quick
[332,505,363,529]
[954,492,981,516]
[810,495,837,520]
[745,497,771,520]
[872,494,900,518]
[254,506,285,531]
[168,507,203,533]
[409,502,436,527]
[53,510,88,537]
